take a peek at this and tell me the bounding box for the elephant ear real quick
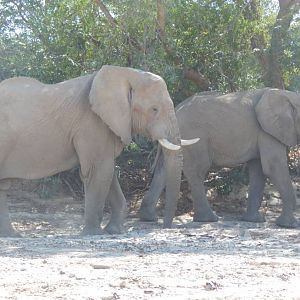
[255,88,297,147]
[89,65,132,145]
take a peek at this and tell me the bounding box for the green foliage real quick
[206,167,249,196]
[1,0,299,96]
[124,139,153,153]
[283,24,300,91]
[1,1,299,199]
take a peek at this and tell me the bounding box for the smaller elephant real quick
[140,88,299,228]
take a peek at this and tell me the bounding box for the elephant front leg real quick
[259,135,298,228]
[268,167,298,228]
[242,159,266,223]
[81,161,114,235]
[104,172,127,234]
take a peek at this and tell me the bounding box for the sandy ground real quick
[0,188,300,300]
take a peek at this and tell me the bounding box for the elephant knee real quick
[261,163,273,178]
[261,157,286,178]
[0,179,12,191]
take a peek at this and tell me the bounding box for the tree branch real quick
[183,68,211,91]
[279,0,300,10]
[156,0,210,90]
[245,0,300,88]
[93,0,145,53]
[11,0,29,24]
[267,0,300,88]
[94,0,117,28]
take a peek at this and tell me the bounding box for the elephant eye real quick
[152,106,159,114]
[128,88,133,102]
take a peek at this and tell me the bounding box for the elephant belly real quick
[211,141,259,167]
[0,134,78,180]
[209,125,260,167]
[207,109,260,167]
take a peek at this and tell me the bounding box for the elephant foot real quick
[80,226,104,236]
[193,211,219,223]
[276,214,298,228]
[0,228,22,238]
[241,211,265,223]
[139,205,158,222]
[162,220,173,229]
[0,222,22,237]
[104,222,124,234]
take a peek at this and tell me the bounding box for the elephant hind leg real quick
[241,159,266,223]
[80,160,115,236]
[0,179,21,237]
[104,172,127,234]
[74,129,121,235]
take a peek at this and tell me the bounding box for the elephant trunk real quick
[161,110,183,228]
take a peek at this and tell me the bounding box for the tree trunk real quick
[246,0,300,89]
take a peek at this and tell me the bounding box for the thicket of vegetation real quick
[1,1,300,99]
[1,0,300,201]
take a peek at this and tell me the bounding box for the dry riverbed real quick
[0,187,300,300]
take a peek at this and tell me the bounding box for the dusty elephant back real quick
[176,89,266,167]
[0,75,95,180]
[0,75,94,122]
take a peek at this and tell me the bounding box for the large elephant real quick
[140,88,299,228]
[0,65,198,237]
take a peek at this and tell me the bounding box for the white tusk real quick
[158,139,181,151]
[181,138,200,146]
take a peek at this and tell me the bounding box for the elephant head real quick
[89,65,197,227]
[255,88,300,147]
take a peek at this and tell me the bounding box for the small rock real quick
[204,281,221,291]
[109,281,126,288]
[278,273,289,281]
[91,264,111,270]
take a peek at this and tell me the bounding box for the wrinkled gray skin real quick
[140,88,300,228]
[0,65,183,237]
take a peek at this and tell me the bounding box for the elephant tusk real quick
[158,139,181,151]
[181,138,200,146]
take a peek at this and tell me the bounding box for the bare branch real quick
[183,68,210,91]
[11,0,29,23]
[156,0,166,36]
[278,0,300,10]
[94,0,117,28]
